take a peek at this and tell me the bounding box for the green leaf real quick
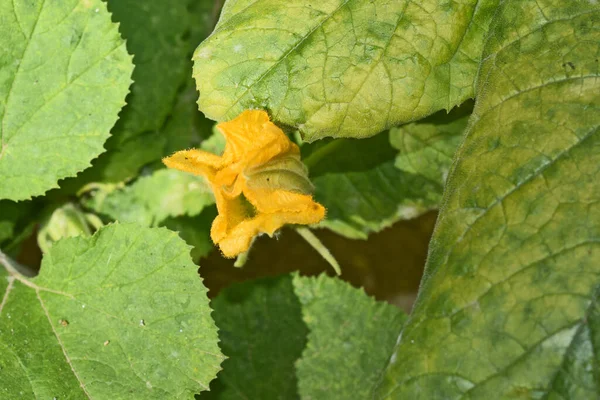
[0,223,223,398]
[390,103,471,187]
[0,0,133,201]
[162,207,218,263]
[84,169,214,227]
[161,79,216,158]
[0,200,34,246]
[202,275,308,400]
[376,2,600,399]
[304,131,442,239]
[203,273,406,400]
[294,274,407,400]
[62,0,215,189]
[193,0,499,141]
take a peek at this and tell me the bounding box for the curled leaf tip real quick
[162,110,325,258]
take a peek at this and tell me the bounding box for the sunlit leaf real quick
[194,0,498,141]
[0,0,133,200]
[0,224,223,398]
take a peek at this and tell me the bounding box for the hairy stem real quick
[296,227,341,275]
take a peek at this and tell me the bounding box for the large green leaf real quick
[83,169,214,227]
[0,0,133,200]
[201,275,308,400]
[294,274,407,400]
[193,0,499,141]
[62,0,215,188]
[202,273,406,400]
[377,2,600,398]
[0,224,223,399]
[304,131,442,239]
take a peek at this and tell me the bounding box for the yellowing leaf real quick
[377,2,600,398]
[194,0,498,141]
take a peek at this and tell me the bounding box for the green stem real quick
[296,227,341,275]
[302,139,344,169]
[234,250,250,268]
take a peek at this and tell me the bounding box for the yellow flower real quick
[163,110,325,258]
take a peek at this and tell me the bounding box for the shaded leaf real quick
[201,275,307,400]
[377,2,600,398]
[62,0,215,189]
[0,200,34,246]
[194,0,499,141]
[202,273,406,400]
[84,169,214,227]
[161,79,216,158]
[304,132,442,239]
[390,103,471,187]
[294,274,407,400]
[0,0,133,200]
[0,223,223,399]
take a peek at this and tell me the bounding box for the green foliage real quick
[161,208,217,263]
[304,131,444,238]
[161,79,216,158]
[1,0,598,398]
[203,275,308,400]
[0,200,33,246]
[81,169,217,261]
[0,0,133,200]
[390,103,471,187]
[0,224,223,399]
[294,274,407,400]
[61,0,215,190]
[376,1,600,398]
[193,0,498,141]
[84,169,214,226]
[37,203,103,253]
[203,274,406,400]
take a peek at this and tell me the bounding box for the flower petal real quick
[216,205,325,258]
[243,188,322,215]
[217,110,298,168]
[210,186,252,243]
[162,149,222,179]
